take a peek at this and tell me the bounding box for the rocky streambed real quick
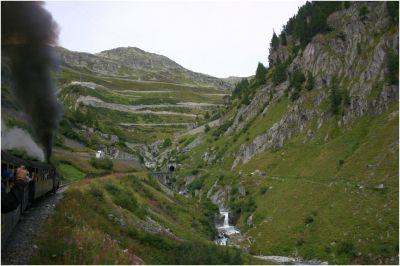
[215,211,240,246]
[254,255,328,265]
[214,210,328,265]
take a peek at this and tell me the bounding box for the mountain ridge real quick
[56,46,234,90]
[96,46,184,71]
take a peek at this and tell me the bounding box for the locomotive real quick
[1,151,61,246]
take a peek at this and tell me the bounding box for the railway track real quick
[1,185,69,265]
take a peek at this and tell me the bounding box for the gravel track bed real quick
[1,186,68,265]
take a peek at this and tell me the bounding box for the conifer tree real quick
[280,32,287,46]
[271,31,279,50]
[255,62,267,85]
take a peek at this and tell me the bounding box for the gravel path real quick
[77,95,221,110]
[76,96,198,117]
[1,186,69,265]
[120,122,194,127]
[118,90,173,93]
[178,119,221,136]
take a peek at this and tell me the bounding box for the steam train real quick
[1,151,61,246]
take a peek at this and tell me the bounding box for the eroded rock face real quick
[268,36,295,65]
[202,147,217,165]
[232,2,398,169]
[209,185,232,211]
[183,137,203,152]
[58,47,121,75]
[233,99,316,168]
[226,85,274,135]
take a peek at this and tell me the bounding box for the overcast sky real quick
[45,1,305,78]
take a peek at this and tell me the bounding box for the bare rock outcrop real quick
[232,2,398,168]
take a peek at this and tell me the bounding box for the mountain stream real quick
[215,211,240,245]
[214,210,327,265]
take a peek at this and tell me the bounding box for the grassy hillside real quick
[173,88,398,264]
[2,2,397,264]
[166,3,399,263]
[30,173,265,264]
[57,66,226,147]
[1,48,229,184]
[238,103,398,264]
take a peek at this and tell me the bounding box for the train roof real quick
[1,151,54,169]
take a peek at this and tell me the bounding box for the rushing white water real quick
[222,211,229,227]
[215,211,239,245]
[254,255,328,265]
[214,211,328,265]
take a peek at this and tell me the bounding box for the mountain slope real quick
[162,2,398,264]
[97,47,183,71]
[3,42,233,169]
[57,46,232,90]
[30,173,264,264]
[1,1,398,265]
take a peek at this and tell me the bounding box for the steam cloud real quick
[1,121,45,162]
[1,1,62,162]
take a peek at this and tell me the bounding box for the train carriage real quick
[1,151,61,246]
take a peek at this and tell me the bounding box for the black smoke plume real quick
[2,1,62,162]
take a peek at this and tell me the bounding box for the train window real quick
[2,163,6,171]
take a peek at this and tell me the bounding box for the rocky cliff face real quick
[57,46,232,90]
[57,47,122,75]
[97,47,182,71]
[232,2,398,168]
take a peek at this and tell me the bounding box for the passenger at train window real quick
[1,170,13,187]
[1,165,29,213]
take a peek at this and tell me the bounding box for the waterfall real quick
[215,212,328,264]
[215,210,239,246]
[222,211,229,227]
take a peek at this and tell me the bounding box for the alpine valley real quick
[1,1,398,265]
